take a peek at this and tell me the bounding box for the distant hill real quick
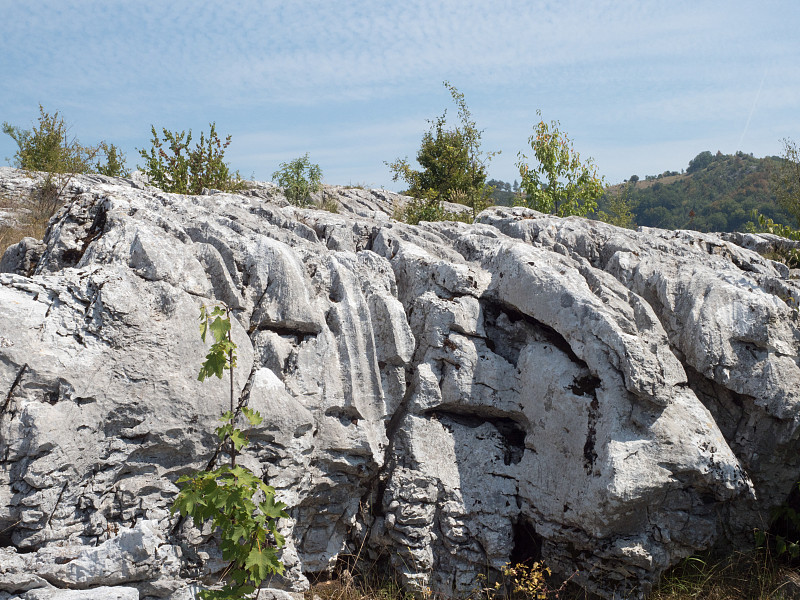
[601,151,795,232]
[489,151,796,233]
[486,178,519,206]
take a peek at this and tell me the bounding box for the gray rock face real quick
[1,167,798,599]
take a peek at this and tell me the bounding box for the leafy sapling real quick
[172,302,289,599]
[271,154,323,206]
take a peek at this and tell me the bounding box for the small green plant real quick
[473,561,575,600]
[271,153,323,206]
[2,106,131,242]
[172,303,288,599]
[138,123,245,195]
[395,191,445,225]
[393,192,474,226]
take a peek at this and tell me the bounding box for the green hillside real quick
[490,151,796,233]
[600,151,795,232]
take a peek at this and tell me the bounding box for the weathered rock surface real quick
[1,167,799,599]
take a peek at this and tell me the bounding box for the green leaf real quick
[215,423,233,440]
[229,521,251,544]
[230,428,248,451]
[245,545,280,582]
[754,529,766,548]
[174,489,197,516]
[260,493,289,521]
[777,535,787,556]
[272,528,286,548]
[198,347,227,381]
[209,314,231,344]
[242,407,263,426]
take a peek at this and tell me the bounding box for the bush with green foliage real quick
[96,142,130,178]
[394,192,473,226]
[271,153,323,206]
[485,178,517,206]
[686,150,715,174]
[172,303,288,599]
[386,81,498,222]
[138,123,244,195]
[774,138,800,228]
[746,212,800,270]
[2,105,132,246]
[2,105,99,175]
[3,105,130,180]
[516,110,604,217]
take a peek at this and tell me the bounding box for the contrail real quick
[738,68,767,151]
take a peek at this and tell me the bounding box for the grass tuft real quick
[650,550,799,600]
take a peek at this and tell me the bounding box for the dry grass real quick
[649,551,800,600]
[1,192,35,257]
[344,181,373,190]
[305,552,416,600]
[303,550,800,600]
[0,200,49,257]
[317,191,340,213]
[309,577,414,600]
[605,174,687,194]
[0,220,47,257]
[0,174,70,257]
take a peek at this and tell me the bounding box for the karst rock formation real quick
[1,167,799,599]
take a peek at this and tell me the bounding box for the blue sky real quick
[1,1,798,189]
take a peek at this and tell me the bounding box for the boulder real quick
[1,167,799,599]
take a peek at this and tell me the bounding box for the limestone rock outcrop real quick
[1,167,799,599]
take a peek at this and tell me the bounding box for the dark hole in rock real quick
[510,518,543,564]
[0,522,15,548]
[60,248,84,266]
[770,480,800,552]
[54,555,77,564]
[570,375,601,397]
[496,419,526,466]
[583,395,600,474]
[325,407,363,427]
[699,492,717,506]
